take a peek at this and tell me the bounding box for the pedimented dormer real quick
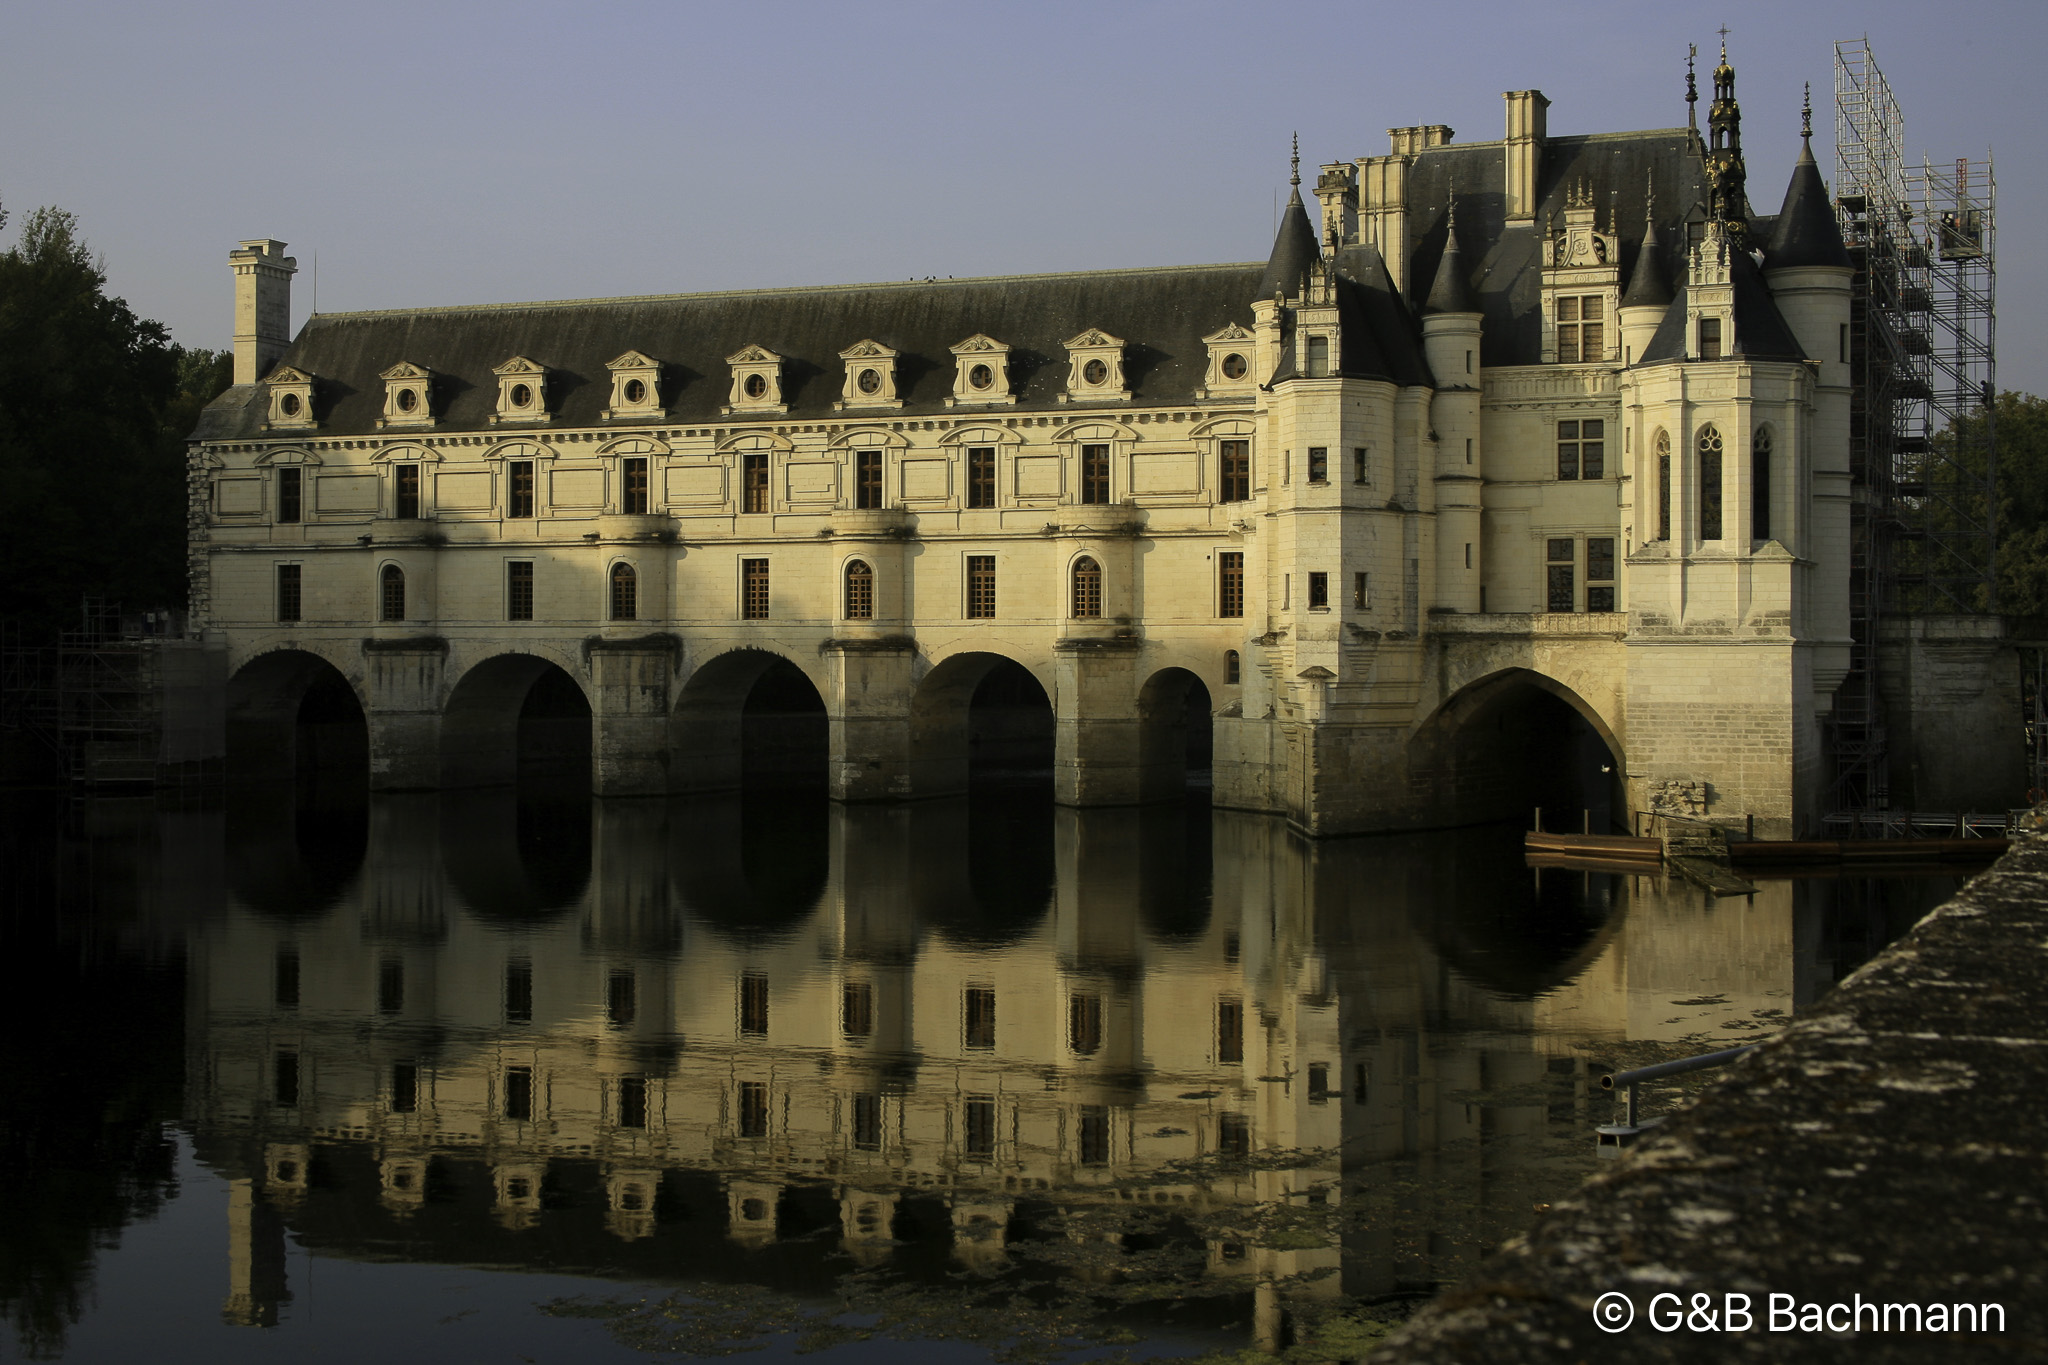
[723,344,788,415]
[376,361,435,430]
[946,334,1015,407]
[1683,221,1739,361]
[1059,328,1129,404]
[491,356,550,425]
[1197,323,1257,400]
[836,339,903,411]
[1542,185,1622,364]
[603,350,664,420]
[264,365,318,430]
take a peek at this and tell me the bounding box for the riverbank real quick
[1371,820,2048,1361]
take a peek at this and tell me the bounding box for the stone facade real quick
[192,58,1868,835]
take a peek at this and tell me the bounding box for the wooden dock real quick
[1523,829,2007,882]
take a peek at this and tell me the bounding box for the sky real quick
[3,0,2040,394]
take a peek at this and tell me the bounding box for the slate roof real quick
[196,264,1268,440]
[1636,245,1809,364]
[1620,212,1674,308]
[1765,139,1852,271]
[1256,187,1322,303]
[1422,217,1477,315]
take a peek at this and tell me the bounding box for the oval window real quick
[857,367,882,395]
[1082,359,1108,385]
[279,392,301,417]
[396,387,418,412]
[510,383,532,407]
[744,373,768,399]
[968,363,994,391]
[623,378,646,404]
[1221,352,1247,380]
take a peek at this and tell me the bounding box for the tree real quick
[0,200,230,640]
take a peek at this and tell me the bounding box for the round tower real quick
[1420,203,1483,613]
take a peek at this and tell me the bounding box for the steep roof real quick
[1620,212,1674,308]
[195,264,1265,440]
[1422,215,1477,314]
[1636,245,1808,364]
[1256,185,1322,303]
[1765,139,1852,270]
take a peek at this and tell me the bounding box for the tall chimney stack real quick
[1503,91,1549,223]
[230,240,297,385]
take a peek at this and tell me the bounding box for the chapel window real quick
[609,562,637,621]
[1698,425,1725,540]
[1071,556,1103,618]
[1219,440,1250,502]
[278,467,301,524]
[844,560,874,620]
[1080,444,1111,504]
[1556,295,1605,363]
[379,565,406,622]
[967,446,996,508]
[855,449,883,509]
[1655,431,1673,541]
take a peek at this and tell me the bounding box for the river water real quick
[0,786,1963,1363]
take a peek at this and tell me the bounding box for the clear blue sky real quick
[4,0,2040,394]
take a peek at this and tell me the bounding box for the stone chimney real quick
[230,239,297,385]
[1503,91,1549,223]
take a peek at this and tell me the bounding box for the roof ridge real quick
[304,262,1265,323]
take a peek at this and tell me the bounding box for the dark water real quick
[0,786,1964,1363]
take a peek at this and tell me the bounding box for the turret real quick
[1763,86,1854,391]
[1620,186,1674,365]
[1422,200,1483,613]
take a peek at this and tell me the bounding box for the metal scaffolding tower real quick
[1828,38,1999,809]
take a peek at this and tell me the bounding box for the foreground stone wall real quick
[1371,829,2048,1361]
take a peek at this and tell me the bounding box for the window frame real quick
[741,558,769,620]
[379,563,406,622]
[393,463,421,519]
[621,456,649,514]
[965,554,997,619]
[843,559,874,620]
[275,562,302,622]
[1218,439,1251,502]
[508,459,535,518]
[609,561,638,622]
[1079,443,1111,505]
[1545,537,1577,612]
[1070,555,1102,619]
[506,560,534,621]
[742,450,770,514]
[1698,425,1725,540]
[855,449,884,510]
[966,445,997,509]
[1586,536,1617,612]
[1218,551,1244,619]
[277,466,302,524]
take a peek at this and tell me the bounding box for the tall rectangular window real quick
[843,560,873,620]
[1078,1106,1111,1165]
[1556,295,1604,363]
[1079,444,1110,504]
[1546,538,1576,612]
[740,973,769,1036]
[1753,434,1773,541]
[505,960,533,1024]
[742,558,770,619]
[276,564,301,622]
[394,464,420,519]
[378,959,404,1015]
[1217,997,1243,1064]
[1307,571,1328,610]
[391,1061,418,1115]
[1700,433,1725,540]
[1305,334,1330,377]
[621,457,649,514]
[508,460,534,518]
[967,446,996,508]
[278,467,301,523]
[1306,447,1328,484]
[1217,1112,1250,1158]
[607,970,636,1029]
[852,1092,882,1150]
[1219,439,1250,502]
[743,451,769,513]
[738,1081,769,1138]
[1068,994,1103,1056]
[963,986,996,1050]
[965,555,996,619]
[1308,1063,1330,1104]
[504,1066,533,1121]
[1353,447,1370,484]
[842,981,874,1038]
[618,1076,648,1129]
[1353,571,1369,609]
[855,449,883,509]
[964,1096,997,1158]
[1586,537,1616,612]
[507,561,533,620]
[274,949,300,1009]
[273,1051,299,1108]
[1557,420,1605,480]
[1218,552,1244,618]
[1698,316,1723,362]
[1657,443,1673,541]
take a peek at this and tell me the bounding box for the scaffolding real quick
[1828,38,1999,809]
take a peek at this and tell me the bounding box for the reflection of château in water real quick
[187,792,1894,1337]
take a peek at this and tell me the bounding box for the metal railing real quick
[1595,1044,1759,1156]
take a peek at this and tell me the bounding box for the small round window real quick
[968,363,994,391]
[509,383,532,407]
[744,373,768,399]
[1082,358,1108,385]
[857,367,882,395]
[396,387,418,413]
[1221,352,1248,380]
[279,392,301,417]
[623,378,646,404]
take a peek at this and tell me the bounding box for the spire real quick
[1686,44,1698,134]
[1705,33,1751,242]
[1258,134,1321,301]
[1622,177,1674,308]
[1424,187,1476,315]
[1766,83,1852,270]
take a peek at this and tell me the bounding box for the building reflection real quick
[185,789,1877,1342]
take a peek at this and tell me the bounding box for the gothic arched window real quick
[1225,649,1241,685]
[1655,430,1672,541]
[379,564,405,622]
[1697,425,1725,540]
[844,560,874,620]
[609,562,637,621]
[1752,428,1773,542]
[1071,556,1103,618]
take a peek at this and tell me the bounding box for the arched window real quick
[1655,430,1672,541]
[1697,425,1724,540]
[844,560,874,620]
[1752,428,1773,541]
[1071,555,1102,618]
[609,562,637,621]
[379,564,405,622]
[1225,649,1240,685]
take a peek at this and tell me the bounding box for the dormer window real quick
[264,366,317,430]
[491,357,549,424]
[947,335,1016,407]
[723,345,787,415]
[603,351,664,420]
[1555,296,1605,363]
[377,362,435,430]
[1698,317,1724,361]
[836,339,903,410]
[1059,329,1129,404]
[1304,334,1332,377]
[1197,323,1256,400]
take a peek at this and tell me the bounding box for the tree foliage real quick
[0,199,230,640]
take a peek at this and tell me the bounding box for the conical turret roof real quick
[1767,132,1851,270]
[1621,213,1674,308]
[1422,212,1476,314]
[1257,136,1321,302]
